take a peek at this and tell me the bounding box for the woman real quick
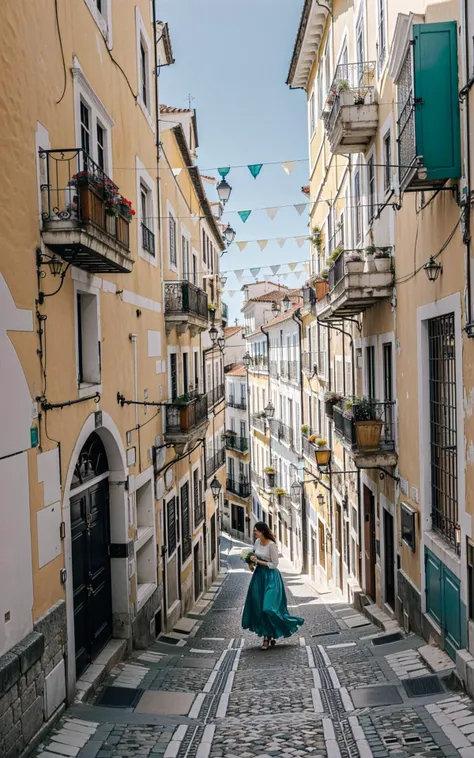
[242,522,304,650]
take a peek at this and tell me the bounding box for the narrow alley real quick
[35,538,474,758]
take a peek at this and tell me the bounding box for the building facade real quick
[286,0,474,683]
[0,3,226,753]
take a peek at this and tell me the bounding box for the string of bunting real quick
[234,235,307,251]
[221,262,311,295]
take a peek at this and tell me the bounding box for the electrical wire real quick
[54,0,67,105]
[395,218,461,285]
[126,409,161,436]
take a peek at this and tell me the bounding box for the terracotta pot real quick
[315,280,329,300]
[354,419,383,451]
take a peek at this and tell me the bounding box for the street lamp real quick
[317,492,325,507]
[282,294,291,312]
[210,477,222,501]
[242,352,251,369]
[216,178,232,205]
[264,400,275,419]
[314,445,331,471]
[423,257,442,282]
[217,335,225,351]
[223,225,236,245]
[209,325,218,346]
[220,275,228,287]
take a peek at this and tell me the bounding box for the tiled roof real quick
[201,174,217,182]
[224,326,241,338]
[248,287,301,303]
[160,105,192,114]
[227,364,246,377]
[260,303,302,329]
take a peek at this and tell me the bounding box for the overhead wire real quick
[54,0,67,104]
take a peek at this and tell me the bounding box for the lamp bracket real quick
[117,392,166,408]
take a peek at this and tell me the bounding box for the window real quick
[181,235,190,280]
[366,346,376,398]
[76,291,100,386]
[368,156,375,222]
[383,343,393,401]
[401,502,416,551]
[140,41,148,108]
[181,483,191,560]
[80,101,91,156]
[468,540,474,620]
[96,123,105,169]
[210,514,216,560]
[356,14,365,64]
[339,211,345,247]
[378,0,386,73]
[354,171,362,244]
[309,91,316,135]
[318,520,326,569]
[170,353,178,400]
[384,132,392,192]
[167,497,177,555]
[169,215,177,266]
[202,230,206,263]
[428,313,458,550]
[95,0,102,12]
[183,352,189,394]
[194,351,199,392]
[141,185,149,227]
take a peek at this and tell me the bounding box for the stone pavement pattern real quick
[35,538,474,758]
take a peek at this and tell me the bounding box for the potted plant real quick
[329,246,343,265]
[345,251,364,274]
[354,90,365,105]
[264,466,276,488]
[374,247,392,273]
[308,226,323,254]
[337,79,352,106]
[308,434,317,443]
[301,424,310,437]
[353,397,383,452]
[118,196,136,222]
[315,274,329,301]
[324,391,342,419]
[275,488,287,504]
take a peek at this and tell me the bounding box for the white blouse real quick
[254,538,279,569]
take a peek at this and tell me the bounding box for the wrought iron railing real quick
[207,383,225,408]
[194,500,205,527]
[226,478,251,498]
[165,393,208,434]
[288,360,299,383]
[270,361,279,379]
[303,285,316,308]
[269,419,294,448]
[328,250,346,290]
[222,302,229,322]
[277,494,291,511]
[333,400,395,451]
[206,447,225,478]
[141,221,155,256]
[39,148,131,250]
[280,360,289,380]
[333,406,357,447]
[250,355,268,373]
[302,436,316,462]
[164,281,208,320]
[302,352,316,374]
[225,435,249,453]
[252,470,265,491]
[251,413,266,434]
[228,394,247,410]
[318,351,327,378]
[323,61,376,135]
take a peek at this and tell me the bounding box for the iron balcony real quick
[228,394,247,410]
[205,447,225,478]
[225,435,249,453]
[226,478,251,499]
[333,400,397,468]
[164,280,209,334]
[323,62,379,155]
[164,392,209,451]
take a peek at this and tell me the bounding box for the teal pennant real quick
[248,164,263,179]
[217,167,230,178]
[238,210,252,223]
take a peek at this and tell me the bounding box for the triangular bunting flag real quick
[248,164,263,179]
[265,207,279,220]
[218,167,230,177]
[172,168,182,177]
[296,236,306,248]
[250,268,261,278]
[257,240,268,252]
[282,161,296,175]
[294,204,306,216]
[303,263,310,273]
[238,210,252,223]
[288,263,297,271]
[281,273,289,280]
[295,271,302,280]
[235,269,244,282]
[236,241,247,252]
[228,290,236,297]
[270,265,280,275]
[277,238,286,248]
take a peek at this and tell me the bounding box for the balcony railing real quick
[302,435,316,462]
[228,395,247,410]
[165,393,208,435]
[323,62,378,154]
[207,383,225,408]
[251,469,265,491]
[39,148,133,273]
[333,400,396,453]
[270,361,279,378]
[164,281,208,322]
[302,352,317,374]
[141,221,155,256]
[251,414,267,434]
[222,302,229,322]
[289,360,299,383]
[277,494,291,511]
[269,419,294,448]
[206,447,225,478]
[194,500,205,527]
[226,478,251,498]
[303,285,316,309]
[225,435,249,453]
[250,355,268,373]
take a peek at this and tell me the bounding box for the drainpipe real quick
[129,334,140,470]
[460,0,474,335]
[292,307,308,575]
[260,324,273,527]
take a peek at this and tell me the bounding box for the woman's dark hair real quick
[254,521,276,543]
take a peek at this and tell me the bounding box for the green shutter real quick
[413,21,461,181]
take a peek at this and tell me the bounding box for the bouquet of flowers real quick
[241,548,255,572]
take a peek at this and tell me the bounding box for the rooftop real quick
[248,287,301,303]
[226,364,246,377]
[224,325,242,339]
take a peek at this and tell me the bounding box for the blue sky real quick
[158,0,309,323]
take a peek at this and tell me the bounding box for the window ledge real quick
[137,96,155,133]
[137,581,156,610]
[83,0,111,46]
[135,526,154,553]
[79,382,102,399]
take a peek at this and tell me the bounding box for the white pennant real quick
[265,207,279,220]
[303,263,310,273]
[295,271,302,279]
[277,238,286,248]
[288,263,297,271]
[282,161,296,175]
[172,168,182,177]
[270,265,280,275]
[250,267,261,278]
[257,240,268,252]
[281,273,289,280]
[296,236,306,248]
[235,269,244,281]
[294,204,306,216]
[228,290,236,297]
[236,241,247,252]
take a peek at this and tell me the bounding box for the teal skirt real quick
[241,565,304,639]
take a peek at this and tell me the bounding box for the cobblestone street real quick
[36,538,474,758]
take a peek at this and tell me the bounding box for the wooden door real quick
[364,486,376,600]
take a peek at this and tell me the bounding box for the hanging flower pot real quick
[353,397,383,451]
[324,392,342,419]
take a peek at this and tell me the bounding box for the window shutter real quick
[413,22,461,181]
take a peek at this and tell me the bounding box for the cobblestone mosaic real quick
[333,660,388,689]
[358,708,445,757]
[210,716,327,757]
[147,667,212,692]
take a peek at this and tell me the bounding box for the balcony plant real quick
[118,196,136,222]
[324,391,342,419]
[345,251,364,274]
[307,434,317,443]
[308,226,323,254]
[314,273,329,300]
[374,247,392,273]
[264,466,276,488]
[301,424,310,437]
[353,397,383,452]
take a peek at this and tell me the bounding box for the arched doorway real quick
[71,432,112,677]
